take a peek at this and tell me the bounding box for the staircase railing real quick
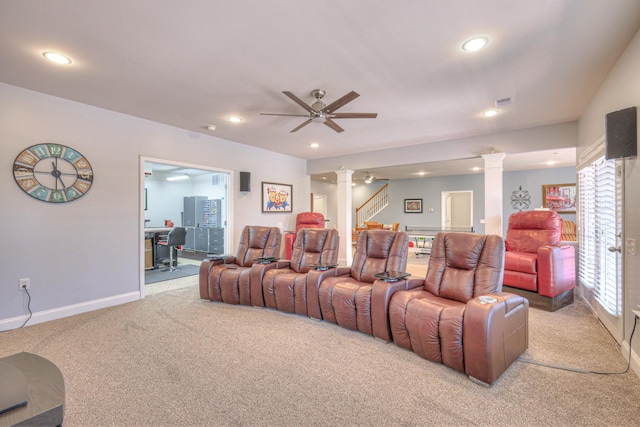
[355,183,389,227]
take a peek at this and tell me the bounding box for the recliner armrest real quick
[463,293,529,385]
[306,267,351,320]
[371,277,424,342]
[199,258,232,299]
[250,262,287,307]
[537,245,576,297]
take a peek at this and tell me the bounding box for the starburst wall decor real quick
[510,186,531,211]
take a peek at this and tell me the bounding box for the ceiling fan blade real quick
[322,91,359,113]
[323,119,344,133]
[331,112,378,119]
[283,91,315,113]
[260,113,310,117]
[290,119,312,133]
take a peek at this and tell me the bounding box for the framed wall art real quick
[404,198,423,213]
[542,183,576,214]
[262,182,293,212]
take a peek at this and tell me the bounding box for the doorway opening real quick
[441,190,473,230]
[140,157,232,296]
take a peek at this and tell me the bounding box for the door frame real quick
[139,156,233,297]
[440,190,473,230]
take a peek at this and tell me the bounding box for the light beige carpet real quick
[2,268,639,426]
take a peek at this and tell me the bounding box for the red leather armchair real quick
[199,226,281,305]
[261,228,340,314]
[284,212,325,260]
[503,210,576,311]
[389,232,529,385]
[310,229,409,341]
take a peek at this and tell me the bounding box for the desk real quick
[144,227,173,269]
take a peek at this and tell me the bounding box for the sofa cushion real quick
[503,270,537,292]
[504,251,538,274]
[425,233,504,303]
[505,210,562,253]
[403,293,466,373]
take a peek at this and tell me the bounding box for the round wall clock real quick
[13,143,93,203]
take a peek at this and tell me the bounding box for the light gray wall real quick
[0,83,308,327]
[577,27,640,367]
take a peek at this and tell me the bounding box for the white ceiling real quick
[2,1,640,179]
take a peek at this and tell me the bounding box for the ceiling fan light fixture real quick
[311,116,326,123]
[364,173,373,184]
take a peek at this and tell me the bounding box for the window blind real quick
[577,151,620,316]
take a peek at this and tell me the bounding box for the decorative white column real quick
[481,152,506,236]
[335,169,354,266]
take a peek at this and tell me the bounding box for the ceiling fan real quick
[354,171,388,184]
[260,89,378,133]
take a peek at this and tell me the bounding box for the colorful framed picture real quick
[262,182,293,212]
[542,183,576,214]
[404,198,423,213]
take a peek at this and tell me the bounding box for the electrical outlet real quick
[625,238,636,256]
[19,278,30,290]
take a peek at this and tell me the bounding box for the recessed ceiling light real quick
[545,161,558,166]
[42,52,72,65]
[322,176,327,180]
[227,116,242,123]
[310,142,319,148]
[471,167,482,172]
[205,125,216,131]
[416,171,427,176]
[462,37,488,52]
[482,109,499,117]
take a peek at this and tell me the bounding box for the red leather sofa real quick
[389,232,529,385]
[502,210,576,311]
[284,212,325,260]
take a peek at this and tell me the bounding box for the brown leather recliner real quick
[261,228,339,314]
[503,210,576,311]
[309,230,409,341]
[199,226,281,305]
[389,232,529,385]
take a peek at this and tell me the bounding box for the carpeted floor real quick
[2,273,639,426]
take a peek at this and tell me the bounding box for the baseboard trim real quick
[621,340,640,379]
[0,291,141,331]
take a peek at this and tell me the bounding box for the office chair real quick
[158,227,187,272]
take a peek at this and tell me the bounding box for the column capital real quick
[335,168,354,182]
[481,152,506,169]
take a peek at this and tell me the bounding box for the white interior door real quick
[441,191,473,230]
[313,194,328,222]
